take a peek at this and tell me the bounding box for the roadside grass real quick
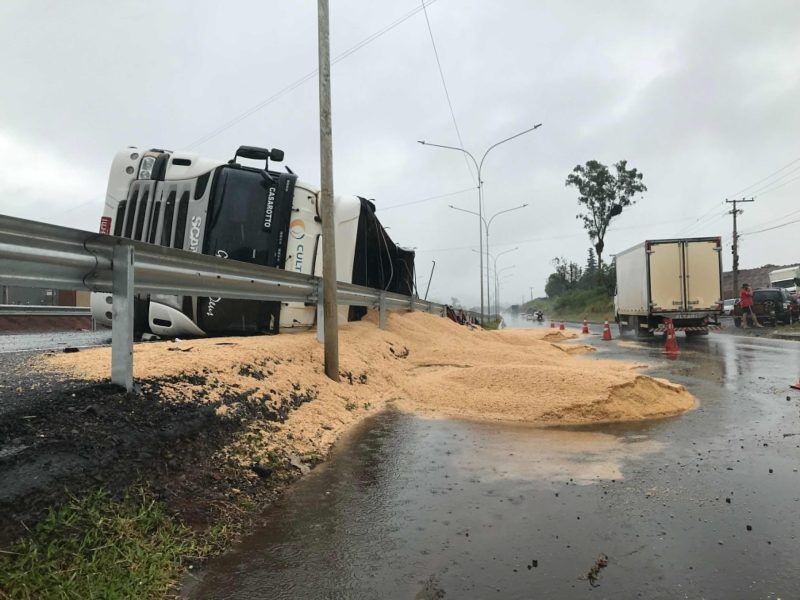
[0,488,227,600]
[482,318,502,330]
[525,289,614,322]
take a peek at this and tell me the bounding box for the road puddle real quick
[185,410,663,599]
[445,421,662,484]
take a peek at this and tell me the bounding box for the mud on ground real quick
[0,352,317,548]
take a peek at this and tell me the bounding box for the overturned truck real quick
[91,145,415,336]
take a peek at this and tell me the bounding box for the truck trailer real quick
[91,145,415,337]
[768,265,800,294]
[614,237,723,336]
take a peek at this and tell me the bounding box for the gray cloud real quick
[1,0,797,306]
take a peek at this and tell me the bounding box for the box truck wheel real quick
[632,316,654,338]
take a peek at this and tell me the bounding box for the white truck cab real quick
[92,145,414,337]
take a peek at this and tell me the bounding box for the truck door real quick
[649,242,684,311]
[684,240,721,311]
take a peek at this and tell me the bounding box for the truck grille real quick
[114,180,196,249]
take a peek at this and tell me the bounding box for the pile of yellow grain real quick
[41,311,694,460]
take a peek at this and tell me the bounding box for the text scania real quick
[188,216,202,252]
[206,249,229,317]
[263,187,276,230]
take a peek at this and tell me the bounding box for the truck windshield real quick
[771,279,798,289]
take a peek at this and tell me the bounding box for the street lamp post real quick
[418,123,541,324]
[450,205,526,320]
[495,264,516,317]
[492,247,518,317]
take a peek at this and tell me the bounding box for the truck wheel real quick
[632,316,654,338]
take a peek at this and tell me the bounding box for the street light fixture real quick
[450,204,527,315]
[418,123,542,324]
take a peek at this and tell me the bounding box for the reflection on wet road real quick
[189,328,800,599]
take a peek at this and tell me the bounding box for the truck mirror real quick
[269,148,285,162]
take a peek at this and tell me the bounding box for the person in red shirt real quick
[739,283,763,328]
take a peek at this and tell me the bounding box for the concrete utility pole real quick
[318,0,339,382]
[424,260,436,300]
[726,197,755,296]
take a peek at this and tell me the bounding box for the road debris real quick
[579,553,609,587]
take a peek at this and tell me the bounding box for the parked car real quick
[733,288,799,327]
[722,298,736,316]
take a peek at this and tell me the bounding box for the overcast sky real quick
[1,0,798,306]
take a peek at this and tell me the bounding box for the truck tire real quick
[616,315,626,336]
[632,316,654,338]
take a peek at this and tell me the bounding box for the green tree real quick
[565,160,647,268]
[586,247,597,274]
[545,257,582,298]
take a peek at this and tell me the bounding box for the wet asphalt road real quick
[187,326,800,599]
[0,330,111,354]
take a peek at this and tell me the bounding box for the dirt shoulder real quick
[0,311,694,594]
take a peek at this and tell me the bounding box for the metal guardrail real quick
[0,305,92,317]
[0,214,449,391]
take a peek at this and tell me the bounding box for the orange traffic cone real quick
[664,318,679,355]
[559,321,565,331]
[791,379,800,391]
[582,319,590,334]
[602,320,612,341]
[550,320,555,329]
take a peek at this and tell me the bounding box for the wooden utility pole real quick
[726,197,754,296]
[317,0,339,381]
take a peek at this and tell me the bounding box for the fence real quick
[0,214,453,391]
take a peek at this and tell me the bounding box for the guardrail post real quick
[409,295,415,312]
[111,245,134,392]
[316,284,324,343]
[379,292,387,330]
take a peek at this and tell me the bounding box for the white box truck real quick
[614,237,723,336]
[769,266,800,293]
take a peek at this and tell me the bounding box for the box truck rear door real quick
[685,240,721,311]
[649,242,684,311]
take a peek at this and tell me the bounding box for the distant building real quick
[1,286,89,307]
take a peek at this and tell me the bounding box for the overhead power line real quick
[728,156,800,197]
[415,215,697,253]
[184,0,439,150]
[419,0,476,184]
[678,203,726,235]
[740,206,800,235]
[379,186,476,211]
[740,217,800,238]
[751,172,800,198]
